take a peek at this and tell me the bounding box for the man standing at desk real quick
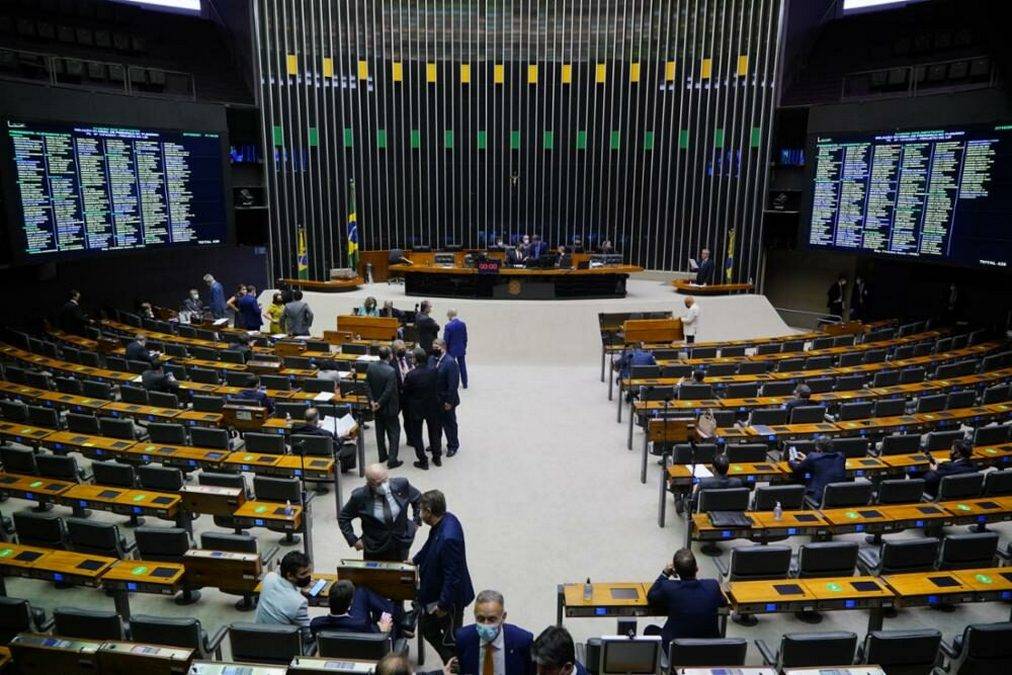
[339,463,421,561]
[126,333,158,365]
[255,550,313,638]
[203,274,227,319]
[416,300,440,354]
[57,290,94,336]
[455,590,533,675]
[529,234,549,259]
[444,309,469,389]
[645,548,725,652]
[284,290,315,336]
[681,296,700,344]
[367,345,403,469]
[414,490,475,662]
[787,436,846,506]
[694,249,714,285]
[430,339,461,458]
[827,273,847,318]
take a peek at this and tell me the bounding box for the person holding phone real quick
[310,579,396,636]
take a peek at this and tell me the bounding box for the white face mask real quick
[374,480,390,495]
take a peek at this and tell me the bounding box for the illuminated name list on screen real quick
[805,125,1012,268]
[7,120,226,258]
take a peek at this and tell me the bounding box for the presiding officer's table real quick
[390,263,643,299]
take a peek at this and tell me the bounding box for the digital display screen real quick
[109,0,201,12]
[4,119,227,261]
[803,124,1012,269]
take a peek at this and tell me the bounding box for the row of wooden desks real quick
[558,569,1012,634]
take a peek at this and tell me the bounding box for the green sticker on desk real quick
[975,574,993,584]
[254,505,268,513]
[244,455,255,461]
[732,465,743,472]
[21,428,32,434]
[0,548,13,557]
[825,582,843,592]
[146,445,156,452]
[131,565,149,576]
[985,448,997,454]
[956,504,971,511]
[133,494,146,502]
[845,511,859,520]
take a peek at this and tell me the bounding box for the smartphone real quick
[788,446,798,461]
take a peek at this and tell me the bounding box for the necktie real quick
[482,643,494,675]
[382,495,393,524]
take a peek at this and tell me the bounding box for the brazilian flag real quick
[724,228,735,283]
[347,179,359,270]
[296,226,309,280]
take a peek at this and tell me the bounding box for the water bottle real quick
[366,262,374,284]
[285,412,291,423]
[583,577,593,601]
[285,499,293,516]
[773,501,783,521]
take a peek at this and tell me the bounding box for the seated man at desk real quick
[141,362,181,394]
[531,626,589,675]
[645,548,725,653]
[691,452,743,504]
[126,333,158,365]
[783,383,812,417]
[255,550,313,638]
[309,579,395,637]
[506,242,527,267]
[923,438,977,498]
[554,245,572,269]
[228,334,254,363]
[787,436,845,507]
[675,369,706,397]
[456,589,534,675]
[613,342,656,381]
[291,407,356,473]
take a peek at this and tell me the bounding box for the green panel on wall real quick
[714,128,725,148]
[342,127,353,147]
[575,130,588,150]
[308,127,319,147]
[609,130,621,150]
[750,126,762,148]
[678,129,689,149]
[509,130,521,150]
[643,131,655,151]
[272,125,283,146]
[410,129,421,149]
[476,130,487,149]
[376,129,387,149]
[543,130,554,150]
[444,130,454,149]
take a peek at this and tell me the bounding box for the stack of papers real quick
[212,318,229,326]
[690,465,713,478]
[322,413,359,438]
[313,392,334,402]
[356,354,381,362]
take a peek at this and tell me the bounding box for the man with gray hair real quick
[203,273,227,319]
[784,383,813,418]
[455,589,534,675]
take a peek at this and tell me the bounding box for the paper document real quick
[690,465,713,479]
[271,333,288,340]
[356,354,381,362]
[323,413,359,438]
[313,392,335,402]
[212,318,229,326]
[688,258,699,271]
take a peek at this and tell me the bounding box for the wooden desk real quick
[728,576,894,632]
[233,500,303,531]
[222,451,281,473]
[952,567,1012,611]
[43,431,137,460]
[0,543,52,590]
[883,570,976,608]
[0,646,9,672]
[336,559,418,601]
[97,640,194,675]
[180,484,246,517]
[392,263,643,299]
[0,472,73,503]
[175,411,226,427]
[0,421,53,445]
[30,549,115,586]
[56,484,181,520]
[124,442,230,471]
[101,401,180,424]
[673,279,754,295]
[100,560,186,620]
[667,462,787,488]
[183,548,262,594]
[819,506,899,535]
[35,391,108,414]
[8,633,103,675]
[556,582,661,624]
[940,496,1012,526]
[279,276,363,292]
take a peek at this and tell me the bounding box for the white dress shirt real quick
[371,490,401,522]
[479,626,506,675]
[683,304,700,337]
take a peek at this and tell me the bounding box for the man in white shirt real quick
[682,296,700,344]
[255,550,313,638]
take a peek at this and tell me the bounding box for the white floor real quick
[9,280,1008,664]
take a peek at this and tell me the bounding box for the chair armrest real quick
[78,470,93,482]
[122,540,137,555]
[392,638,410,656]
[754,639,776,666]
[939,638,958,658]
[36,616,54,632]
[302,492,317,506]
[803,495,820,510]
[713,556,729,577]
[207,625,229,659]
[261,545,280,566]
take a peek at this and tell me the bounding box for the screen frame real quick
[1,115,234,265]
[105,0,202,15]
[798,119,1012,271]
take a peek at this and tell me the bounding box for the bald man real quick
[338,464,422,561]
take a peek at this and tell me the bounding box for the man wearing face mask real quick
[430,339,461,457]
[182,288,204,321]
[531,626,590,675]
[254,551,313,638]
[455,590,533,675]
[339,463,422,561]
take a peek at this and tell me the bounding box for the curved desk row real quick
[389,263,643,299]
[673,279,755,295]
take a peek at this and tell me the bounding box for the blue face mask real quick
[476,622,501,643]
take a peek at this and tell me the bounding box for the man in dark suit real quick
[57,290,94,336]
[443,309,469,389]
[692,453,744,499]
[366,345,402,469]
[827,274,847,317]
[783,383,812,418]
[381,301,405,322]
[553,246,572,269]
[338,463,421,561]
[528,234,548,259]
[531,626,590,675]
[413,490,475,662]
[291,407,356,474]
[125,334,158,366]
[923,439,977,498]
[694,249,714,285]
[228,334,254,363]
[788,436,846,506]
[455,590,533,675]
[430,339,461,457]
[403,348,443,470]
[141,363,181,394]
[415,300,440,354]
[310,579,395,637]
[506,243,526,267]
[645,548,726,653]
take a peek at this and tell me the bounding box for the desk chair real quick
[671,443,717,465]
[91,461,141,524]
[37,454,89,488]
[899,366,926,384]
[229,623,306,664]
[189,346,219,361]
[871,398,905,418]
[749,408,787,426]
[982,469,1012,497]
[834,335,857,347]
[760,381,795,397]
[253,476,306,545]
[147,422,189,445]
[244,432,286,455]
[130,615,227,659]
[53,607,126,640]
[219,350,246,365]
[300,378,339,394]
[225,372,257,388]
[66,517,134,558]
[939,621,1012,674]
[721,346,747,357]
[26,405,60,429]
[925,429,966,452]
[877,478,926,505]
[200,530,278,610]
[661,364,692,378]
[690,347,718,359]
[981,384,1009,404]
[789,405,828,424]
[816,481,873,509]
[834,373,866,391]
[190,426,230,450]
[0,399,27,422]
[694,488,750,557]
[630,365,660,379]
[133,526,199,604]
[276,401,311,419]
[946,389,977,410]
[667,638,748,669]
[863,348,888,364]
[858,629,941,675]
[24,371,52,390]
[934,473,984,501]
[723,443,767,463]
[99,416,144,441]
[736,361,770,376]
[1,446,38,475]
[676,384,712,401]
[0,597,51,644]
[55,377,84,395]
[973,425,1010,446]
[872,370,900,387]
[892,344,916,360]
[192,395,225,413]
[317,631,408,659]
[2,366,26,385]
[723,382,759,398]
[148,391,180,409]
[292,433,342,483]
[915,394,947,414]
[260,375,292,391]
[715,545,792,630]
[805,356,834,371]
[811,337,834,350]
[163,343,189,358]
[752,484,805,511]
[706,364,737,377]
[198,471,250,531]
[837,352,864,368]
[803,378,834,394]
[829,437,869,458]
[66,412,101,435]
[793,541,860,623]
[937,533,998,570]
[755,343,781,355]
[755,631,857,670]
[13,511,65,548]
[858,537,939,577]
[189,367,220,385]
[879,433,921,456]
[285,356,315,370]
[119,385,149,405]
[778,358,805,372]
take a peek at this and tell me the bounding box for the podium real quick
[8,633,102,675]
[622,318,682,344]
[97,641,194,675]
[221,403,268,432]
[336,316,399,341]
[337,559,418,601]
[642,418,696,484]
[183,549,262,595]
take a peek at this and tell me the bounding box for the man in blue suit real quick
[430,339,461,457]
[309,579,395,637]
[528,234,549,260]
[645,548,726,654]
[413,490,475,662]
[694,248,714,285]
[444,309,469,389]
[455,590,533,675]
[203,273,227,319]
[531,626,590,675]
[787,435,846,506]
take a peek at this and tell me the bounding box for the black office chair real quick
[301,379,338,394]
[253,476,305,545]
[133,526,199,604]
[26,405,60,429]
[192,395,225,413]
[827,437,868,458]
[749,408,788,425]
[899,366,926,384]
[974,425,1010,446]
[940,621,1012,674]
[667,638,748,668]
[877,478,926,504]
[119,385,149,405]
[705,364,737,377]
[754,343,780,355]
[260,374,293,391]
[53,607,126,640]
[937,533,998,570]
[678,384,714,401]
[915,394,947,414]
[981,384,1009,404]
[838,352,864,368]
[130,615,227,659]
[148,391,180,409]
[720,545,792,582]
[138,465,184,492]
[244,432,286,455]
[723,382,759,398]
[834,374,866,391]
[946,390,977,410]
[858,629,941,675]
[879,434,921,456]
[872,370,900,387]
[99,416,141,441]
[858,537,940,575]
[146,422,188,445]
[1,446,39,475]
[778,358,805,372]
[723,443,767,463]
[792,541,861,622]
[0,596,51,644]
[756,631,858,670]
[190,426,230,450]
[789,405,828,424]
[872,398,906,418]
[804,356,834,371]
[689,347,718,359]
[925,429,966,452]
[36,454,87,483]
[228,623,306,664]
[817,481,873,509]
[736,361,770,376]
[670,443,717,465]
[661,364,693,378]
[838,402,873,421]
[696,487,750,513]
[0,400,28,422]
[317,631,408,658]
[23,371,52,390]
[219,350,247,365]
[752,484,806,511]
[629,365,660,379]
[13,511,65,548]
[934,473,984,501]
[54,377,84,395]
[982,469,1012,497]
[65,518,134,558]
[65,412,101,435]
[189,368,220,385]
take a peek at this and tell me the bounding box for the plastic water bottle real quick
[285,499,293,516]
[583,577,593,601]
[773,501,783,521]
[285,412,291,423]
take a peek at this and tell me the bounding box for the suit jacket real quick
[555,253,573,268]
[923,458,977,497]
[290,423,336,442]
[695,259,714,285]
[366,361,400,417]
[338,478,421,554]
[126,341,156,365]
[444,318,468,358]
[646,576,725,652]
[827,282,845,313]
[782,398,811,417]
[455,624,534,675]
[696,475,744,492]
[309,586,394,636]
[430,354,461,407]
[790,451,846,505]
[412,512,475,611]
[141,369,179,393]
[528,241,549,259]
[415,313,440,352]
[506,249,526,266]
[283,300,314,336]
[402,365,440,420]
[57,300,90,336]
[237,294,262,331]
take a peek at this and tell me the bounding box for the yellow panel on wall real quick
[493,63,505,84]
[322,57,333,78]
[737,55,749,76]
[357,60,368,80]
[700,58,712,79]
[426,62,437,83]
[528,64,538,84]
[664,60,676,81]
[460,63,471,84]
[629,62,641,83]
[392,61,403,82]
[595,63,607,83]
[561,63,573,84]
[286,54,297,75]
